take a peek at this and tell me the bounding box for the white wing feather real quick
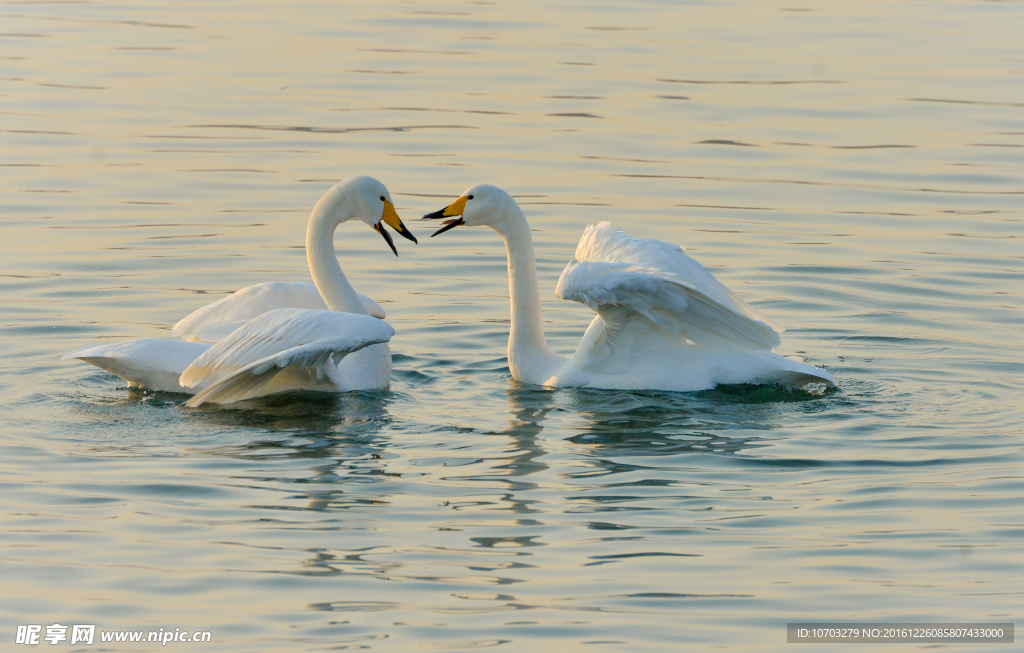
[180,308,393,407]
[556,222,781,351]
[172,281,385,343]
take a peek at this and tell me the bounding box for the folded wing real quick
[555,222,781,352]
[172,281,386,343]
[180,308,394,407]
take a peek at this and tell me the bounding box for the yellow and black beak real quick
[375,200,417,256]
[422,195,468,237]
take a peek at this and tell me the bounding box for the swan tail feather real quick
[62,339,211,393]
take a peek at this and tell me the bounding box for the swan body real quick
[64,175,417,404]
[425,185,836,393]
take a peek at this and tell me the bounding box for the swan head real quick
[318,175,418,256]
[422,184,514,236]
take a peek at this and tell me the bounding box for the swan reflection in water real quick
[191,391,397,506]
[89,386,400,512]
[80,380,816,602]
[502,382,806,461]
[100,378,815,482]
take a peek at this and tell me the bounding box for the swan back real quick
[172,282,385,343]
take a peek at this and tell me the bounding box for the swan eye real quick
[467,195,474,200]
[379,196,386,201]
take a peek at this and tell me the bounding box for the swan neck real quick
[306,203,368,315]
[495,206,554,365]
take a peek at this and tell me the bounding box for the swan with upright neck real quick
[425,184,836,392]
[64,176,418,405]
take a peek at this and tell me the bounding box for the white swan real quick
[64,175,417,406]
[424,185,836,392]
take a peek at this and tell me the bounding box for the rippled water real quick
[3,0,1023,650]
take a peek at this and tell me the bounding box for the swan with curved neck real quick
[305,175,416,314]
[425,184,836,392]
[65,175,418,404]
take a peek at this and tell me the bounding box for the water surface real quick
[2,0,1023,650]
